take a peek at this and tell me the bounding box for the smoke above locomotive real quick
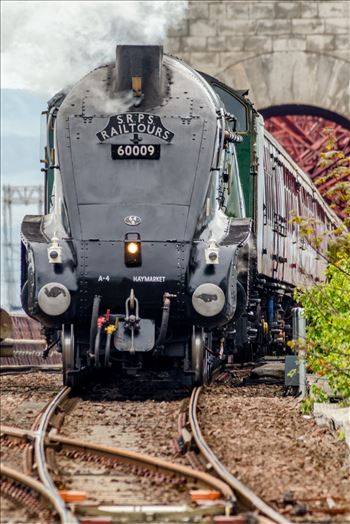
[21,45,337,388]
[1,2,188,94]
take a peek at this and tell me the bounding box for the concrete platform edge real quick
[313,403,350,451]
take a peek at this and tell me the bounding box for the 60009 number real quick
[111,144,160,160]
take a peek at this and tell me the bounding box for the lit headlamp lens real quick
[127,242,139,255]
[124,234,142,267]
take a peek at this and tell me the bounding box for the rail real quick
[33,387,77,523]
[0,464,62,518]
[1,383,237,522]
[1,338,46,346]
[2,374,293,523]
[188,385,293,524]
[1,424,234,500]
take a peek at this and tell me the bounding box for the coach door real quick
[262,145,273,277]
[272,156,286,282]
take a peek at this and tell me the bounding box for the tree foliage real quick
[291,128,350,400]
[294,260,350,399]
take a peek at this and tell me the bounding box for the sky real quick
[1,89,45,185]
[1,89,46,309]
[1,0,188,310]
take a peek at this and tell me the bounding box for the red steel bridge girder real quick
[265,115,350,219]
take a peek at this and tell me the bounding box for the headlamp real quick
[38,283,71,316]
[192,283,225,317]
[125,233,142,267]
[127,242,139,255]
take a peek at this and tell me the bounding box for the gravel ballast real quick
[199,371,350,521]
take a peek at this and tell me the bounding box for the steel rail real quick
[0,464,59,517]
[1,424,234,501]
[1,338,46,345]
[0,365,62,374]
[50,433,235,500]
[33,386,78,524]
[189,386,293,524]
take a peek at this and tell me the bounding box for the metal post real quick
[292,307,307,398]
[2,186,16,309]
[1,184,44,310]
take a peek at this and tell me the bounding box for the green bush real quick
[294,253,350,400]
[292,127,350,400]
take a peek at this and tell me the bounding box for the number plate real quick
[111,144,160,160]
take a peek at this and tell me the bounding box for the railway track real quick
[184,382,292,524]
[0,376,228,523]
[1,370,295,524]
[192,371,350,523]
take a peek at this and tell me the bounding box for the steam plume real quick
[1,1,187,95]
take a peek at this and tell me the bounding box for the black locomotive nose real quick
[77,240,190,319]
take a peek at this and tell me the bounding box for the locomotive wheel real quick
[191,327,209,386]
[62,324,76,387]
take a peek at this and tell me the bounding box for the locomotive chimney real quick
[115,45,164,105]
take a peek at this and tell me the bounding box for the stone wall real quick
[165,1,350,118]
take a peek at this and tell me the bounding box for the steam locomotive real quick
[21,45,338,387]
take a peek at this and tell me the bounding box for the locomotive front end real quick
[21,44,247,387]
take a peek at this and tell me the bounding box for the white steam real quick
[87,72,135,114]
[1,0,187,95]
